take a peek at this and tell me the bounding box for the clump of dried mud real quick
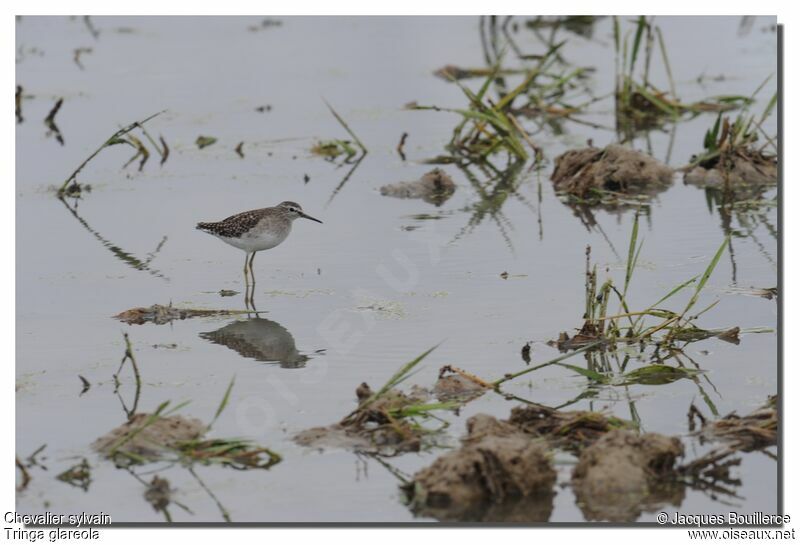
[507,403,631,452]
[551,144,674,200]
[684,150,777,200]
[380,168,456,205]
[405,414,556,522]
[571,429,685,522]
[295,370,490,455]
[696,395,777,452]
[92,414,206,459]
[294,383,435,456]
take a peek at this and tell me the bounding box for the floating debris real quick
[380,168,456,206]
[433,65,525,81]
[195,135,217,149]
[159,135,170,166]
[255,104,272,112]
[83,15,100,39]
[396,132,408,160]
[234,141,244,158]
[144,475,172,512]
[218,289,239,297]
[247,18,282,32]
[311,139,356,159]
[56,458,92,491]
[73,47,92,69]
[521,342,531,364]
[44,97,64,145]
[551,144,673,202]
[724,286,778,301]
[78,375,91,396]
[15,457,31,492]
[15,85,23,123]
[114,304,248,325]
[525,16,600,38]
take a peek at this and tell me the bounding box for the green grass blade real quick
[629,16,647,76]
[323,99,367,153]
[362,345,439,407]
[682,236,729,316]
[556,363,609,383]
[624,210,641,295]
[209,376,236,430]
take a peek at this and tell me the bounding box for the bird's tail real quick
[196,222,213,232]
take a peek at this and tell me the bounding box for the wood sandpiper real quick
[197,201,322,300]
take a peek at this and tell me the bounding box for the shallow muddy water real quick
[16,16,778,523]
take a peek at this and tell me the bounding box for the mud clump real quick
[433,365,492,403]
[405,414,556,522]
[92,414,206,459]
[697,396,777,452]
[684,151,776,200]
[294,383,436,456]
[432,374,487,402]
[551,144,674,200]
[93,411,282,470]
[507,403,632,452]
[571,429,684,522]
[380,168,456,205]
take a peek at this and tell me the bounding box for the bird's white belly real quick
[218,229,289,252]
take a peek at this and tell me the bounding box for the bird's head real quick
[278,201,322,224]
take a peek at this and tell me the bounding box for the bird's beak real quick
[300,211,323,224]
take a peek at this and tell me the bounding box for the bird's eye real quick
[290,207,297,212]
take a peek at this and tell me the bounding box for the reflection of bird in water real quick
[199,318,309,368]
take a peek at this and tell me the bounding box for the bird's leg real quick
[249,252,257,285]
[243,252,251,287]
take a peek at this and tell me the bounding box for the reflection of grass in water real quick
[58,196,168,280]
[451,158,539,252]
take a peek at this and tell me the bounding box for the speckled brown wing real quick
[197,208,267,238]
